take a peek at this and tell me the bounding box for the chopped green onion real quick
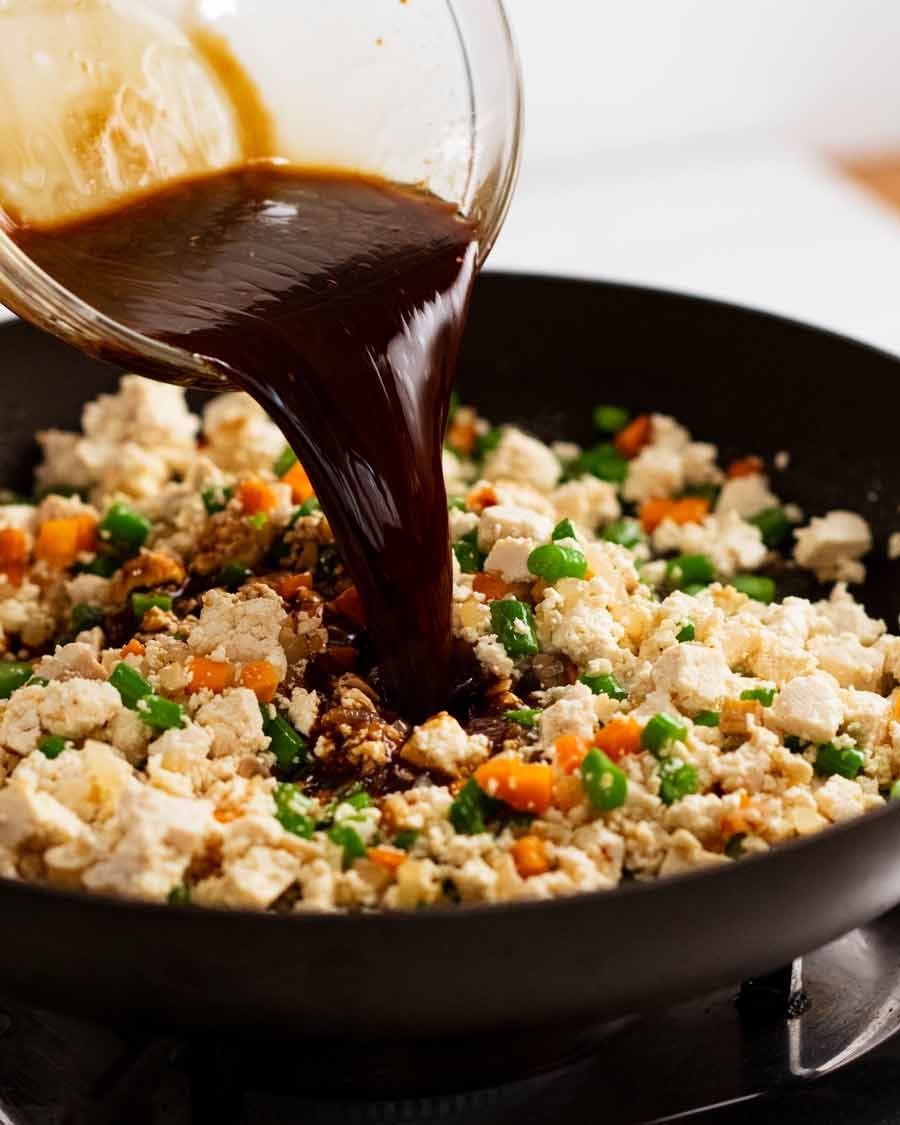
[273,782,316,838]
[676,621,695,642]
[273,445,298,478]
[693,710,720,728]
[567,443,628,484]
[732,575,776,604]
[601,518,645,549]
[453,531,485,574]
[681,583,708,598]
[740,687,776,706]
[297,497,321,517]
[475,427,502,460]
[641,712,688,754]
[97,503,150,555]
[449,778,498,835]
[345,789,372,810]
[264,715,307,772]
[246,512,268,531]
[658,757,699,805]
[489,599,539,658]
[666,554,715,589]
[551,518,577,542]
[136,694,186,731]
[131,592,173,619]
[0,662,33,699]
[748,507,791,549]
[27,677,49,688]
[80,553,121,578]
[328,823,367,869]
[724,833,747,859]
[201,485,233,516]
[579,672,627,701]
[109,661,152,709]
[37,734,68,759]
[168,884,191,905]
[527,543,587,583]
[217,561,253,590]
[580,748,628,810]
[814,742,864,780]
[71,603,105,632]
[448,496,468,512]
[394,829,420,851]
[593,405,630,434]
[680,483,721,507]
[505,708,541,728]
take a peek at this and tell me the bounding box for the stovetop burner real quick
[3,908,900,1125]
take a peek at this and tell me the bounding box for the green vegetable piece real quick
[109,661,152,709]
[346,789,372,810]
[448,496,468,512]
[579,673,627,701]
[273,445,298,478]
[38,735,68,759]
[475,427,502,460]
[676,621,695,642]
[748,507,791,549]
[680,483,721,506]
[328,823,367,869]
[814,742,864,780]
[168,884,191,906]
[681,583,708,597]
[448,389,460,420]
[273,783,316,838]
[71,603,105,632]
[136,694,186,731]
[568,443,628,484]
[490,599,539,657]
[394,829,420,851]
[784,735,807,753]
[0,662,33,699]
[265,715,307,772]
[27,677,49,688]
[658,757,699,805]
[666,554,715,589]
[527,543,587,583]
[551,518,577,541]
[593,404,630,434]
[731,574,776,603]
[98,503,150,555]
[740,687,776,706]
[131,592,172,619]
[724,833,747,859]
[890,780,900,801]
[580,748,628,811]
[693,710,720,728]
[297,497,321,516]
[641,712,688,754]
[453,533,485,574]
[449,778,498,835]
[201,485,233,515]
[601,518,644,549]
[217,561,253,590]
[246,512,268,531]
[81,553,121,578]
[505,708,541,728]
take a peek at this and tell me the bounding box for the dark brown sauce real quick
[13,165,478,718]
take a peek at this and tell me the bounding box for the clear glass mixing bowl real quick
[0,0,522,386]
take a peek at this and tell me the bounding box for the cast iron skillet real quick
[0,273,899,1043]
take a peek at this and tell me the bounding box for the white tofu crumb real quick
[39,679,122,740]
[477,504,553,552]
[474,635,515,679]
[774,451,790,470]
[483,537,535,583]
[652,643,733,714]
[889,532,900,561]
[794,511,872,583]
[194,688,270,758]
[188,585,287,678]
[287,688,319,736]
[400,713,489,778]
[807,634,885,691]
[715,474,778,518]
[202,392,284,474]
[653,512,766,577]
[770,673,843,744]
[551,476,621,531]
[483,427,561,492]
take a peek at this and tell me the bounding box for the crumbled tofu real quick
[202,392,285,474]
[483,537,535,583]
[477,504,554,552]
[653,513,766,577]
[39,679,122,740]
[194,689,270,758]
[807,633,885,692]
[483,427,561,492]
[715,474,778,518]
[552,476,621,531]
[540,682,599,748]
[400,713,489,778]
[188,585,287,678]
[652,643,733,714]
[287,688,319,737]
[889,532,900,561]
[794,511,872,583]
[770,674,843,744]
[474,635,515,679]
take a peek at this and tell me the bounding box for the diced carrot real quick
[238,478,278,516]
[553,773,585,812]
[188,656,234,694]
[472,572,512,601]
[214,808,239,824]
[74,515,98,553]
[120,638,146,658]
[35,519,81,568]
[367,847,407,872]
[0,528,28,586]
[614,414,652,459]
[555,734,590,774]
[727,455,764,479]
[329,585,366,627]
[639,496,711,533]
[740,792,751,809]
[893,693,900,722]
[447,417,477,457]
[474,757,553,814]
[511,835,550,878]
[720,812,748,838]
[281,461,315,504]
[275,572,313,599]
[720,698,764,735]
[466,484,498,513]
[240,660,280,703]
[593,718,642,763]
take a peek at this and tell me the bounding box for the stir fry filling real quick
[0,375,894,911]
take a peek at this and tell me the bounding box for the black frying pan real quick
[1,274,899,1046]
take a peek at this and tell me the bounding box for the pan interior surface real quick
[0,273,899,1038]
